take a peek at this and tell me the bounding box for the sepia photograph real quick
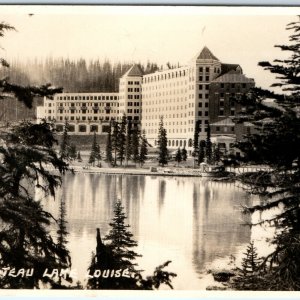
[0,4,300,294]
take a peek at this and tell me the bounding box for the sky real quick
[0,5,300,89]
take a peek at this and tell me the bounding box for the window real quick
[205,102,209,108]
[221,83,224,88]
[199,67,203,72]
[199,76,203,81]
[199,84,203,90]
[198,103,202,107]
[205,111,208,116]
[79,125,86,132]
[199,94,203,99]
[216,126,220,132]
[206,76,209,81]
[206,85,209,90]
[198,111,202,116]
[205,94,209,99]
[205,67,209,72]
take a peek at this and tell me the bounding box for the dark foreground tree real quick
[234,16,300,290]
[175,148,182,166]
[0,22,71,289]
[87,201,177,290]
[59,121,71,160]
[181,146,187,162]
[231,242,263,290]
[89,132,101,166]
[157,116,168,166]
[106,122,113,164]
[198,140,206,165]
[139,130,148,166]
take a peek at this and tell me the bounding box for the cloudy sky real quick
[0,5,300,89]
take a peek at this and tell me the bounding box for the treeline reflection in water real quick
[42,173,253,289]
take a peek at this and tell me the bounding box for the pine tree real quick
[205,122,212,164]
[106,122,113,165]
[139,130,148,166]
[77,151,82,161]
[111,120,119,166]
[89,132,101,167]
[104,200,141,270]
[87,203,177,290]
[69,144,77,160]
[157,116,168,166]
[175,148,182,166]
[56,197,71,287]
[117,115,127,166]
[234,16,300,290]
[125,127,132,166]
[60,121,71,160]
[231,242,263,290]
[198,140,206,165]
[212,143,221,164]
[181,146,187,162]
[131,129,140,164]
[193,120,200,156]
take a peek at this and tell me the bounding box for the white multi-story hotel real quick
[37,47,254,150]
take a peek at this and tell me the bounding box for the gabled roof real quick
[211,117,235,126]
[196,46,219,61]
[212,70,254,83]
[122,65,143,77]
[221,63,241,75]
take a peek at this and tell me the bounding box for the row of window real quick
[143,69,188,83]
[128,81,140,85]
[127,88,140,92]
[56,102,119,107]
[127,102,140,106]
[127,95,140,99]
[56,109,119,114]
[127,109,140,114]
[56,95,118,101]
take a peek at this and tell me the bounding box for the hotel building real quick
[37,47,254,151]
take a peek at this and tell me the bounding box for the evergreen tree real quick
[139,130,148,166]
[205,122,212,164]
[56,197,71,287]
[106,122,113,164]
[87,204,177,290]
[212,143,221,164]
[131,129,140,164]
[234,17,300,290]
[69,144,77,160]
[111,120,119,166]
[181,146,187,162]
[77,151,82,161]
[104,200,141,270]
[157,116,168,166]
[231,242,263,290]
[89,132,101,167]
[125,127,132,165]
[175,148,182,166]
[60,121,71,160]
[198,140,206,165]
[193,120,200,157]
[117,115,127,166]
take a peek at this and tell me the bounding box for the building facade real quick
[37,47,254,151]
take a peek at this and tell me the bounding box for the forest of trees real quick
[0,57,160,93]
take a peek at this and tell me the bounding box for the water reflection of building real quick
[192,180,252,275]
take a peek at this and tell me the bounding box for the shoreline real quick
[70,165,204,177]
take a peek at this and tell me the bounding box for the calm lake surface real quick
[42,173,253,289]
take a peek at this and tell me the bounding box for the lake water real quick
[42,173,253,289]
